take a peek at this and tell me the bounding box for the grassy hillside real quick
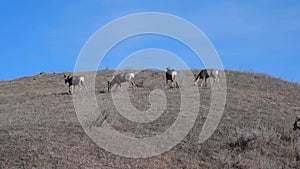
[1,70,300,168]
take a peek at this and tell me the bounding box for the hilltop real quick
[1,70,300,168]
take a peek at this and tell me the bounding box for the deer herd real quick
[64,68,220,94]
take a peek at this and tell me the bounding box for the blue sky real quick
[0,0,299,82]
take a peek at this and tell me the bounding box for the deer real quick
[293,116,300,131]
[108,72,135,92]
[64,74,88,94]
[166,67,179,89]
[194,69,219,87]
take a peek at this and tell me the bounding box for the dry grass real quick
[1,70,300,168]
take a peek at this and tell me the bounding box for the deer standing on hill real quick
[64,74,88,94]
[293,116,300,131]
[166,67,179,89]
[108,72,135,92]
[194,69,219,87]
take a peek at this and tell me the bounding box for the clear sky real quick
[0,0,299,83]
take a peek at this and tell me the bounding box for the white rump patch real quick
[129,73,135,79]
[79,77,85,82]
[172,71,177,78]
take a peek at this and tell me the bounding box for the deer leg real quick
[81,81,88,93]
[171,81,175,89]
[200,78,205,88]
[215,74,219,83]
[194,74,200,86]
[114,82,120,90]
[131,80,135,92]
[69,85,74,94]
[130,80,135,88]
[171,80,179,89]
[211,74,219,86]
[194,78,199,86]
[107,81,111,92]
[210,77,215,86]
[78,83,82,92]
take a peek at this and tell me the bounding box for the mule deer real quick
[64,74,88,94]
[194,69,219,87]
[108,72,135,92]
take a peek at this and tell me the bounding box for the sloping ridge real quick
[0,70,300,168]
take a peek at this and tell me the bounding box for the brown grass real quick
[1,70,300,168]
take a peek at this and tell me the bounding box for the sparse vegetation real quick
[0,70,300,168]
